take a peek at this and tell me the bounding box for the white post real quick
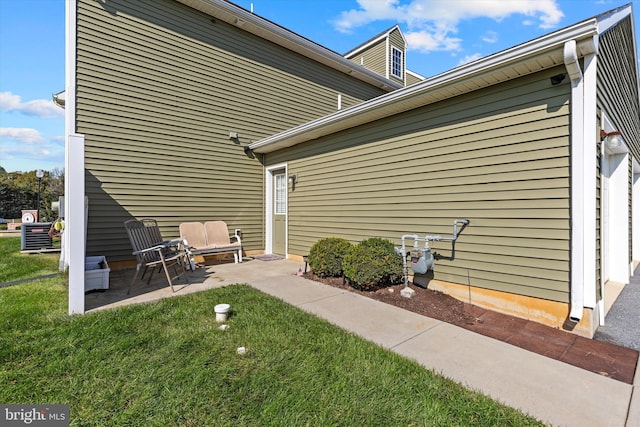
[66,0,85,315]
[68,134,85,315]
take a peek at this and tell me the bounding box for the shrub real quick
[307,237,353,277]
[343,237,403,291]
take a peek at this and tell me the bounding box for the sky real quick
[1,0,639,173]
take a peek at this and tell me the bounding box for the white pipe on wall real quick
[565,39,585,323]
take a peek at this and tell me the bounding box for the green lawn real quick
[0,239,542,426]
[0,237,61,283]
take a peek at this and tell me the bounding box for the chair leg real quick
[158,254,175,293]
[127,264,143,295]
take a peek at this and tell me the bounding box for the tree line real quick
[0,166,65,222]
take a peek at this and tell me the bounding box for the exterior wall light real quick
[229,131,238,139]
[288,174,297,184]
[600,129,626,154]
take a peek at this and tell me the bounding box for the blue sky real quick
[1,0,638,173]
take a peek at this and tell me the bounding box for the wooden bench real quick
[179,221,242,264]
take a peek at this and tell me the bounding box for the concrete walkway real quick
[92,259,639,427]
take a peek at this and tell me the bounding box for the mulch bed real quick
[303,273,639,385]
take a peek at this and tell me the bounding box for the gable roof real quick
[343,25,407,58]
[176,0,402,92]
[249,4,637,154]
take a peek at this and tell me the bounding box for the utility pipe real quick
[398,219,469,287]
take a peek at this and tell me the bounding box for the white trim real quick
[391,46,403,80]
[596,4,632,34]
[265,163,288,255]
[566,39,585,323]
[67,134,85,315]
[600,113,631,284]
[344,25,406,59]
[582,52,598,310]
[66,0,86,315]
[633,159,640,265]
[406,69,425,81]
[385,36,390,80]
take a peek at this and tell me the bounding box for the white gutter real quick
[249,17,599,153]
[565,36,599,323]
[565,39,584,322]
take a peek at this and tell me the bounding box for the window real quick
[391,46,403,79]
[275,173,287,214]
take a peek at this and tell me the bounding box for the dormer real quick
[344,25,420,87]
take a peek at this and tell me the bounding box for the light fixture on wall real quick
[229,131,238,140]
[550,73,566,85]
[600,129,624,152]
[288,174,297,184]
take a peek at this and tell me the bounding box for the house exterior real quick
[344,25,425,87]
[63,0,640,339]
[63,0,402,313]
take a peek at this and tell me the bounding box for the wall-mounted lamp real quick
[550,73,566,85]
[288,174,297,184]
[229,131,238,140]
[600,129,625,153]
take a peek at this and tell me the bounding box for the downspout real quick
[565,39,585,322]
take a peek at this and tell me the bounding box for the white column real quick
[67,135,86,314]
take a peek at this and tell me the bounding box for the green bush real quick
[307,237,353,277]
[343,237,403,291]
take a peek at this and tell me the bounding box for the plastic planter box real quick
[85,256,110,291]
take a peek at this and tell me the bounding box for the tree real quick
[0,168,65,221]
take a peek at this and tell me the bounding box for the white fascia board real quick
[406,69,426,80]
[250,18,599,153]
[596,4,632,34]
[176,0,401,91]
[344,25,402,58]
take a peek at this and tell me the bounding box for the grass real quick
[0,237,62,283]
[0,239,543,426]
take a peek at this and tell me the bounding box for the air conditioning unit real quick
[21,223,53,251]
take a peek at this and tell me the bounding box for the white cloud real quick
[405,29,462,52]
[0,129,64,172]
[0,127,46,144]
[0,91,64,118]
[482,31,498,44]
[333,0,564,51]
[458,53,483,66]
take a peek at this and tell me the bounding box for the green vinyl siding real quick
[597,17,640,161]
[596,16,640,279]
[406,72,423,86]
[388,28,405,85]
[76,0,385,260]
[267,67,572,302]
[348,40,387,78]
